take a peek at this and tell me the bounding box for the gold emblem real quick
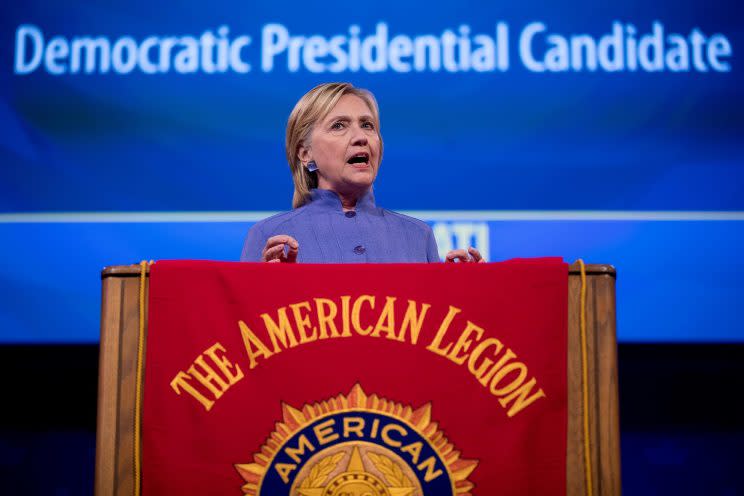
[295,445,415,496]
[235,384,478,496]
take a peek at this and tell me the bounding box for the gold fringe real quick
[577,259,593,496]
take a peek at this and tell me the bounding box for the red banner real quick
[143,259,567,495]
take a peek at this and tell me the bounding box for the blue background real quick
[1,0,742,343]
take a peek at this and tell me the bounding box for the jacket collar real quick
[308,188,377,214]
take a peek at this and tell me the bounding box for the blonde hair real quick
[286,82,383,208]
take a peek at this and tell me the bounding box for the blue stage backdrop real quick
[0,1,742,343]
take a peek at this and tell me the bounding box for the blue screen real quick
[1,0,742,342]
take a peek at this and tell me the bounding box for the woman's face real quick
[301,94,381,197]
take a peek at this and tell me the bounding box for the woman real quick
[240,82,483,264]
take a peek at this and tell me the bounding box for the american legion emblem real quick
[235,384,478,496]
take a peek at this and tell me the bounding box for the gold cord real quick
[577,259,593,496]
[134,260,151,496]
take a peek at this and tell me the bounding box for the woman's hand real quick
[445,247,485,263]
[262,235,299,263]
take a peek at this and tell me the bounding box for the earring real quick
[307,161,318,172]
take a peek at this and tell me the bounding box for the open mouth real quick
[347,153,370,166]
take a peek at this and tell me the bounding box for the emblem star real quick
[296,447,416,496]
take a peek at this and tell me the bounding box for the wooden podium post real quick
[95,263,620,496]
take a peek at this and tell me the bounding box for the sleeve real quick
[425,224,441,263]
[240,222,266,262]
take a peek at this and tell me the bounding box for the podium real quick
[95,262,620,495]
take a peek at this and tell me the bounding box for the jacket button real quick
[345,211,356,218]
[353,245,366,255]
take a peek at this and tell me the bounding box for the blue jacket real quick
[240,188,439,263]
